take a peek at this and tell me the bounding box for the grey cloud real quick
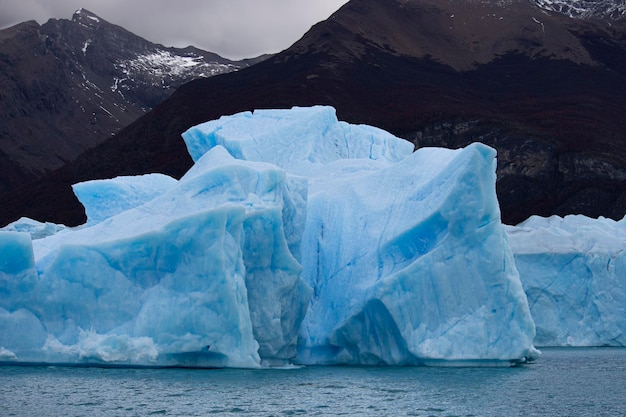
[0,0,348,59]
[0,0,53,27]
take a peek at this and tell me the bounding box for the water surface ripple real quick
[1,348,624,416]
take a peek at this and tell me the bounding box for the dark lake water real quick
[1,348,624,416]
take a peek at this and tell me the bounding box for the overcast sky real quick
[0,0,349,59]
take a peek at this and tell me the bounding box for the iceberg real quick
[506,215,626,346]
[1,106,537,367]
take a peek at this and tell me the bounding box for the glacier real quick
[1,105,537,367]
[506,215,626,347]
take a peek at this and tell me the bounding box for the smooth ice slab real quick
[507,215,626,346]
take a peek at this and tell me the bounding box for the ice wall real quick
[507,215,626,346]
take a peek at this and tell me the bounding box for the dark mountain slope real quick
[2,0,626,226]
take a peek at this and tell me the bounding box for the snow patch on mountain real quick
[532,0,626,20]
[113,50,237,91]
[82,40,91,55]
[72,8,102,29]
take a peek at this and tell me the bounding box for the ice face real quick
[1,106,537,367]
[296,143,535,365]
[506,215,626,346]
[0,232,42,361]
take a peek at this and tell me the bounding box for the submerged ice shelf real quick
[0,106,538,367]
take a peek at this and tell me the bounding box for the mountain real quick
[0,9,266,196]
[2,0,626,226]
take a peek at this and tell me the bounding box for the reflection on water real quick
[1,348,625,416]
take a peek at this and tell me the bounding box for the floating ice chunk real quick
[506,215,626,346]
[1,106,538,367]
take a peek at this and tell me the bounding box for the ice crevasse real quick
[0,106,537,367]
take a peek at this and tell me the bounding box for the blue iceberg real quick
[1,106,536,367]
[507,215,626,347]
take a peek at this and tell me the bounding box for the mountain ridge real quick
[293,0,601,70]
[0,9,266,196]
[1,0,625,226]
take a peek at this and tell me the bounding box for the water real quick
[1,348,624,417]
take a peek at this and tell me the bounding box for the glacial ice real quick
[506,215,626,346]
[1,106,537,367]
[295,143,536,365]
[2,217,66,240]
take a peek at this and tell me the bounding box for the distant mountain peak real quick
[291,0,598,71]
[0,8,268,210]
[72,8,104,27]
